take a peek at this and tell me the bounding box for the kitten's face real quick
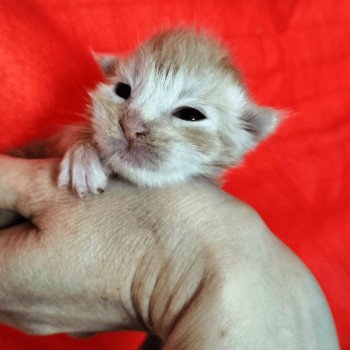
[89,29,279,187]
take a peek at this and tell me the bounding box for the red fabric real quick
[0,0,349,349]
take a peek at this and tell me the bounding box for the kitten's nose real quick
[120,117,149,142]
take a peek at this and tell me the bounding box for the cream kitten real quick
[57,28,280,196]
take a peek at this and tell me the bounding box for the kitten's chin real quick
[99,137,203,187]
[118,148,155,169]
[101,136,160,170]
[113,162,192,188]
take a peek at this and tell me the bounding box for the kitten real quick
[57,28,280,196]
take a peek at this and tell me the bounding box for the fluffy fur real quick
[58,28,280,195]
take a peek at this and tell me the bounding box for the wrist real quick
[130,235,232,349]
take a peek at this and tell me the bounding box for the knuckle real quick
[21,324,58,335]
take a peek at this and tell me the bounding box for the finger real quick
[0,154,58,218]
[0,222,40,331]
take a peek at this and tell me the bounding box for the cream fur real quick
[60,28,280,193]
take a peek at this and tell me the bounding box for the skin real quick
[0,155,339,349]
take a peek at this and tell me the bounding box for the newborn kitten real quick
[57,28,279,196]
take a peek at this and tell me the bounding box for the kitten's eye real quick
[114,82,131,99]
[173,107,206,121]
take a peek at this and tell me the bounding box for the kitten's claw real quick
[58,142,108,197]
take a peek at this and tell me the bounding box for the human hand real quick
[0,155,339,349]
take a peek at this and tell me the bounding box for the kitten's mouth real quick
[104,136,159,169]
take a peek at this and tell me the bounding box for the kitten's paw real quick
[58,142,108,197]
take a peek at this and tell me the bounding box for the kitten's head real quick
[89,28,280,187]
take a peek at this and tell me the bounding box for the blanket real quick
[0,0,349,348]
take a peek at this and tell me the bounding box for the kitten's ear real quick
[91,51,119,77]
[241,104,282,143]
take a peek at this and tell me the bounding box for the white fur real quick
[60,29,279,192]
[59,143,108,197]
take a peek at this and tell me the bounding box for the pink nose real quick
[120,117,149,142]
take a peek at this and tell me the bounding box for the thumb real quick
[0,155,58,218]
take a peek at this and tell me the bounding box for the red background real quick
[0,0,349,349]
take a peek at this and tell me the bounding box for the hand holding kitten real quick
[0,155,338,349]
